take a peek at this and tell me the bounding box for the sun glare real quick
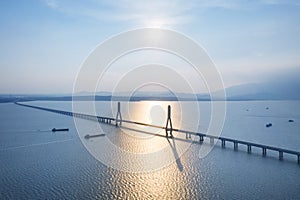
[144,18,169,28]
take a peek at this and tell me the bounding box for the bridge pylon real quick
[165,105,173,138]
[115,102,122,127]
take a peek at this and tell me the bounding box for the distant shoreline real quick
[1,95,299,103]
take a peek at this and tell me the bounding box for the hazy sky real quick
[0,0,300,94]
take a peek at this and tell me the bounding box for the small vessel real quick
[84,133,105,139]
[265,123,272,128]
[52,128,69,132]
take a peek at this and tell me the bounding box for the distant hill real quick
[224,71,300,100]
[2,68,300,103]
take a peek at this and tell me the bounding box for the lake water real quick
[0,100,300,199]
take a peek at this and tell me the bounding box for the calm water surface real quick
[0,101,300,199]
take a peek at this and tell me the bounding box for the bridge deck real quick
[15,102,300,164]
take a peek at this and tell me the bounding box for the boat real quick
[52,128,69,132]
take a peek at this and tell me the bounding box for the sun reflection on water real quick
[87,101,200,172]
[123,101,182,138]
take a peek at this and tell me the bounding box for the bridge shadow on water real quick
[99,125,188,171]
[167,137,184,171]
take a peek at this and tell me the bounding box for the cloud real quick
[45,0,58,9]
[42,0,195,27]
[42,0,300,27]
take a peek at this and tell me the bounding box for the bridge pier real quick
[210,137,214,145]
[234,141,238,151]
[262,148,267,156]
[186,132,192,139]
[279,151,283,160]
[199,135,204,143]
[298,155,300,164]
[221,139,225,148]
[247,144,252,153]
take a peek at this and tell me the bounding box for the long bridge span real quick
[15,102,300,164]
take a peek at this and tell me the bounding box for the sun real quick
[143,18,169,28]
